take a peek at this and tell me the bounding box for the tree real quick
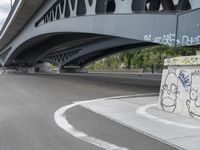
[87,45,197,72]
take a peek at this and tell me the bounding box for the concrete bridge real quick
[0,0,200,70]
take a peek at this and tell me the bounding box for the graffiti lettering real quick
[144,34,200,46]
[182,35,200,46]
[144,35,152,42]
[144,33,177,46]
[178,70,190,91]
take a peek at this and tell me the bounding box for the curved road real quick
[0,73,177,150]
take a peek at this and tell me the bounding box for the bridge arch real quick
[0,0,200,67]
[5,31,152,68]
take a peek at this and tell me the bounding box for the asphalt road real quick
[0,73,178,150]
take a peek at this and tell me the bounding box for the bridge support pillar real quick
[158,55,200,119]
[34,62,51,73]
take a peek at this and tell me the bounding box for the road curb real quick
[78,95,184,150]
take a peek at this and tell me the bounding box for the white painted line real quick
[54,93,158,149]
[136,104,200,129]
[54,99,129,150]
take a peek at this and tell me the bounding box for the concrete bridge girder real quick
[16,34,107,66]
[29,36,107,66]
[2,13,178,67]
[36,0,195,27]
[42,38,146,67]
[67,42,154,67]
[0,0,200,67]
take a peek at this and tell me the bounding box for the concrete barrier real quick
[159,55,200,119]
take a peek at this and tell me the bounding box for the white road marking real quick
[54,98,130,150]
[136,104,200,129]
[54,93,158,150]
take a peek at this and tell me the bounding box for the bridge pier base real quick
[34,62,51,73]
[158,55,200,119]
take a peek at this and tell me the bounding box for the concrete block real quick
[159,58,200,119]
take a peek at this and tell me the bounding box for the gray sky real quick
[0,0,13,29]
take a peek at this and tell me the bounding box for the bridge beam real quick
[41,38,153,68]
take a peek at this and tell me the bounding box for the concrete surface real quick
[79,96,200,150]
[159,66,200,119]
[0,73,177,150]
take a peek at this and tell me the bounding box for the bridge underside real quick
[11,33,152,68]
[0,0,200,68]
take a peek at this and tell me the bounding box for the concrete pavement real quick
[1,69,198,149]
[0,73,178,150]
[77,95,200,150]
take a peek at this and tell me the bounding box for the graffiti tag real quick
[182,35,200,46]
[144,33,178,46]
[178,70,190,91]
[144,34,200,46]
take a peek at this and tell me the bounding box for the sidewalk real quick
[79,95,200,150]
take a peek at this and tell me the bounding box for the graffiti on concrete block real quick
[178,70,190,91]
[159,68,200,119]
[160,69,178,112]
[186,70,200,118]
